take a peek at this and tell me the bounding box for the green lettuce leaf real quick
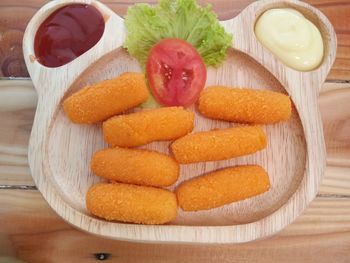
[124,0,233,69]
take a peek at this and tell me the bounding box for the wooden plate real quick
[23,0,337,243]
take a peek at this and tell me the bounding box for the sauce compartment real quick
[253,1,336,72]
[24,0,109,69]
[34,4,105,68]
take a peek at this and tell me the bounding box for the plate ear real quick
[23,0,126,97]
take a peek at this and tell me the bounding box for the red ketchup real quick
[34,4,105,67]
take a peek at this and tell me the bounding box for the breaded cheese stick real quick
[91,147,179,187]
[63,72,148,124]
[176,165,270,211]
[86,183,177,224]
[171,126,266,163]
[198,86,291,124]
[103,107,194,147]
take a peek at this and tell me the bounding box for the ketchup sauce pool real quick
[34,4,105,68]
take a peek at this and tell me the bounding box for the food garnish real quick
[124,0,233,106]
[124,0,233,68]
[146,38,207,106]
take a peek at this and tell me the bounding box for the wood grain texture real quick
[319,87,350,166]
[0,190,349,263]
[0,81,349,190]
[306,0,350,80]
[0,80,36,186]
[52,47,308,227]
[0,0,349,79]
[0,80,350,185]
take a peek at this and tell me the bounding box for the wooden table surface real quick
[0,0,349,262]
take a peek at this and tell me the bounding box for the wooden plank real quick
[0,189,349,263]
[320,165,350,195]
[0,80,36,186]
[0,0,349,80]
[319,87,350,167]
[306,0,350,80]
[0,0,348,260]
[1,80,349,197]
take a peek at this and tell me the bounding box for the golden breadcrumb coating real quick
[176,165,270,211]
[91,147,179,187]
[171,126,267,163]
[103,107,194,147]
[63,72,149,124]
[86,183,177,224]
[198,86,291,124]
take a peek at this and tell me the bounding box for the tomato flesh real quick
[146,38,207,107]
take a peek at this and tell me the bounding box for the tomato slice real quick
[146,38,207,107]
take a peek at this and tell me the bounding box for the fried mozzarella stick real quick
[198,86,292,124]
[176,165,270,211]
[91,147,179,187]
[103,107,194,147]
[171,126,266,163]
[86,183,177,224]
[63,72,148,124]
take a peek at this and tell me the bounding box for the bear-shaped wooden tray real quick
[23,0,336,243]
